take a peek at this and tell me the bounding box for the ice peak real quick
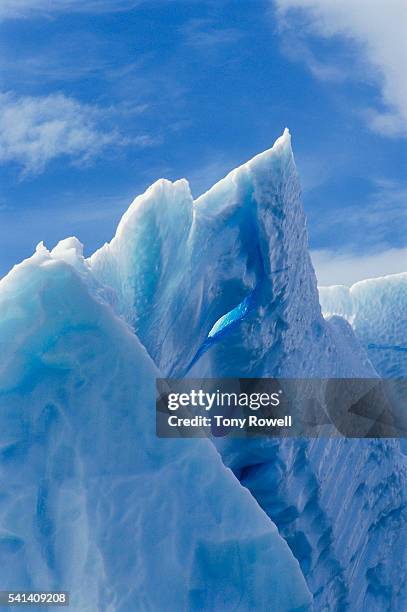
[52,236,84,258]
[35,240,48,254]
[247,126,292,167]
[241,125,291,163]
[239,127,292,169]
[195,128,293,206]
[113,177,193,242]
[89,128,318,376]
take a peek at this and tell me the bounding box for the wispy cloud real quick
[0,31,115,86]
[0,92,151,175]
[0,0,141,19]
[312,246,407,286]
[362,109,407,138]
[295,153,335,193]
[273,0,407,137]
[310,177,407,250]
[183,18,242,52]
[343,179,406,231]
[277,35,348,83]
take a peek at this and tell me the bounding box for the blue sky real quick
[0,0,406,284]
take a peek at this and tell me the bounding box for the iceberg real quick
[0,129,405,610]
[90,130,376,380]
[319,274,407,378]
[0,242,311,611]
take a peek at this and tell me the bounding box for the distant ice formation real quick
[0,130,405,611]
[319,274,407,378]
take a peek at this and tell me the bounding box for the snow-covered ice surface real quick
[1,129,406,610]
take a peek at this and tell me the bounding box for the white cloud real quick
[0,92,145,175]
[274,0,407,137]
[311,246,407,286]
[0,0,141,19]
[363,108,407,138]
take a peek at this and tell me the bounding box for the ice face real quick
[89,174,259,377]
[1,129,405,611]
[89,130,376,380]
[150,134,403,610]
[319,273,407,378]
[0,245,311,611]
[90,129,321,377]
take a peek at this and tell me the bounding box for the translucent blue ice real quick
[0,129,405,611]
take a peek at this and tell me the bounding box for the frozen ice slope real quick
[89,129,406,610]
[0,242,312,611]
